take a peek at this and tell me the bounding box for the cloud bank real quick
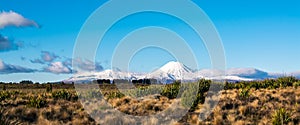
[40,58,104,74]
[43,62,72,74]
[0,59,36,74]
[30,51,71,74]
[29,51,105,74]
[0,11,39,29]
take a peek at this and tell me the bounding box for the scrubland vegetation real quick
[0,77,299,124]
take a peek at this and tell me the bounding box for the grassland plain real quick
[0,77,299,125]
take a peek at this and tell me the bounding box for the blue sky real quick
[0,0,300,82]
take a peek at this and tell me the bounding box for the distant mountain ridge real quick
[65,61,299,83]
[226,68,270,79]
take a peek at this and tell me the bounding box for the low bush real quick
[125,85,162,98]
[27,96,46,108]
[224,82,235,90]
[104,91,125,100]
[272,108,292,125]
[239,88,251,99]
[293,81,300,88]
[198,79,211,93]
[0,91,21,102]
[224,77,298,90]
[85,89,103,98]
[161,81,181,99]
[2,85,6,91]
[277,76,297,88]
[0,91,10,101]
[52,89,78,101]
[46,84,52,92]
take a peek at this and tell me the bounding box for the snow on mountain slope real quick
[197,69,224,77]
[65,69,134,83]
[95,70,134,80]
[145,61,199,80]
[159,61,193,74]
[207,75,253,81]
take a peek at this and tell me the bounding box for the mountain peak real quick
[146,61,196,81]
[159,61,192,73]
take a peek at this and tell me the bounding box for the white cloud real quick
[30,53,104,74]
[72,58,104,72]
[41,51,59,62]
[43,62,72,74]
[30,51,59,64]
[0,11,39,29]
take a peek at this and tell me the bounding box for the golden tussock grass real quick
[0,84,299,124]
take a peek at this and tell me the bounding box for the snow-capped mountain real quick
[65,61,300,83]
[145,61,199,81]
[65,69,135,83]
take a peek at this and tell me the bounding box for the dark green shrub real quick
[249,81,260,90]
[0,91,10,101]
[161,81,181,99]
[239,88,251,99]
[234,81,249,89]
[225,82,235,90]
[216,77,299,90]
[261,79,276,89]
[0,91,21,101]
[52,89,78,101]
[293,81,300,88]
[277,76,297,88]
[20,80,34,84]
[272,108,292,125]
[2,85,6,91]
[126,85,162,98]
[198,79,211,93]
[27,96,46,108]
[270,82,280,89]
[181,80,210,111]
[105,91,125,100]
[46,84,52,92]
